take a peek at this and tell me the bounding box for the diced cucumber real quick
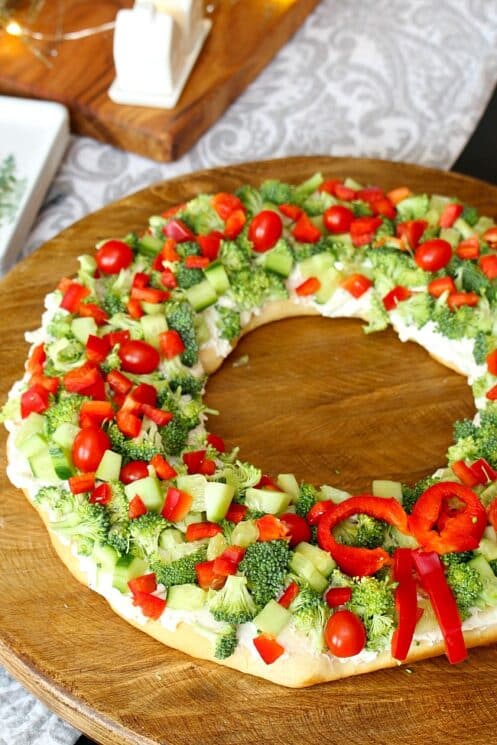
[294,172,324,200]
[253,600,291,636]
[96,449,122,482]
[343,176,363,191]
[319,484,350,504]
[423,208,441,227]
[48,444,75,480]
[439,228,460,249]
[298,253,334,280]
[262,242,293,278]
[166,584,207,610]
[196,316,210,345]
[52,422,80,450]
[484,526,497,542]
[231,520,259,547]
[183,511,204,526]
[469,554,495,582]
[28,450,59,482]
[185,280,218,312]
[429,194,450,214]
[92,543,119,571]
[289,553,328,593]
[476,216,495,236]
[138,234,163,256]
[159,528,184,550]
[206,532,228,560]
[15,412,46,448]
[245,487,291,515]
[481,482,497,507]
[276,473,300,501]
[295,542,335,577]
[372,480,403,502]
[124,476,164,513]
[477,537,497,562]
[176,474,206,510]
[112,554,148,593]
[205,261,230,294]
[314,267,342,304]
[18,432,47,458]
[141,302,165,316]
[453,217,475,240]
[71,317,98,344]
[205,482,235,522]
[141,314,168,347]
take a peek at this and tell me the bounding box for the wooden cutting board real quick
[1,156,497,745]
[0,0,320,161]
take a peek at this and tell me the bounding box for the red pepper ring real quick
[408,482,486,554]
[316,496,410,577]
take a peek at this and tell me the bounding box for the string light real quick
[2,18,115,42]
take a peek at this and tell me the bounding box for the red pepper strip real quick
[207,433,226,453]
[29,374,59,394]
[480,254,497,279]
[253,634,285,665]
[411,550,467,664]
[224,209,246,240]
[439,203,463,229]
[150,454,177,481]
[68,472,96,495]
[160,267,178,288]
[184,255,210,269]
[278,581,300,609]
[211,192,245,220]
[197,231,223,261]
[195,560,226,590]
[163,219,195,243]
[408,481,486,554]
[295,277,321,296]
[451,459,480,487]
[225,502,248,523]
[317,496,409,577]
[256,515,289,542]
[324,586,352,608]
[132,591,166,620]
[60,282,90,312]
[340,273,372,299]
[183,449,207,474]
[470,458,497,484]
[128,495,148,519]
[89,482,112,505]
[200,458,216,475]
[486,384,497,401]
[487,349,497,375]
[456,237,479,260]
[292,213,321,244]
[107,370,133,395]
[383,285,411,311]
[307,499,333,526]
[128,573,157,595]
[141,404,173,427]
[79,400,115,426]
[396,219,427,250]
[391,548,418,661]
[448,291,479,310]
[256,474,282,491]
[185,522,223,541]
[278,203,303,221]
[27,343,46,375]
[213,555,238,577]
[78,302,109,325]
[487,499,497,532]
[159,329,185,359]
[20,384,50,418]
[428,276,456,298]
[86,334,111,364]
[162,487,192,522]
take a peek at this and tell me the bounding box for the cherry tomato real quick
[414,239,452,272]
[323,205,354,234]
[248,210,283,252]
[324,610,366,658]
[280,513,311,547]
[120,460,149,484]
[96,240,134,275]
[118,340,160,374]
[72,426,110,472]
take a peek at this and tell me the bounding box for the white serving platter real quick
[0,96,69,275]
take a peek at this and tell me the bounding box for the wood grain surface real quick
[1,156,497,745]
[0,0,319,161]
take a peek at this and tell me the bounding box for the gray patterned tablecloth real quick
[3,0,497,742]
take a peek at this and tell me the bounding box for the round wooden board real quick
[1,156,497,745]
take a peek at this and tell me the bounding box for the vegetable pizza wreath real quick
[4,173,497,687]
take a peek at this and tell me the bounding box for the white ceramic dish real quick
[0,96,69,275]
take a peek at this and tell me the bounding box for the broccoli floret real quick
[101,346,122,375]
[214,624,238,660]
[129,513,169,560]
[394,292,434,329]
[299,191,334,216]
[401,475,439,514]
[44,392,85,434]
[47,312,73,339]
[336,514,387,550]
[433,303,487,340]
[207,574,258,624]
[473,331,496,366]
[295,482,319,519]
[161,417,190,456]
[363,290,389,335]
[44,338,85,375]
[219,237,252,272]
[449,256,493,299]
[441,551,475,566]
[174,240,200,259]
[167,300,199,367]
[259,179,293,205]
[229,267,287,311]
[447,435,479,465]
[49,493,109,556]
[178,195,224,235]
[239,540,291,607]
[34,485,67,511]
[175,265,204,289]
[103,481,131,555]
[350,200,373,217]
[453,418,478,441]
[107,420,164,462]
[445,561,483,619]
[290,586,330,651]
[489,559,497,576]
[347,576,395,652]
[168,373,205,398]
[396,194,430,221]
[235,185,263,216]
[462,205,479,227]
[216,306,241,342]
[366,247,427,293]
[217,460,261,496]
[152,547,207,587]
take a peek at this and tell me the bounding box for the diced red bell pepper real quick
[383,285,411,311]
[150,454,177,481]
[63,362,101,394]
[20,384,50,418]
[387,186,411,205]
[132,272,150,289]
[408,481,486,554]
[163,219,195,243]
[324,586,352,608]
[447,291,479,310]
[224,209,246,240]
[68,472,96,495]
[195,560,226,590]
[411,550,467,664]
[488,498,497,532]
[84,378,107,402]
[89,482,112,505]
[256,474,282,491]
[120,461,149,484]
[456,237,480,260]
[126,299,144,319]
[334,183,357,201]
[128,495,148,519]
[104,330,130,348]
[116,409,142,438]
[486,384,497,401]
[279,513,311,547]
[256,515,289,542]
[184,255,210,269]
[222,545,246,564]
[212,555,238,577]
[107,370,133,395]
[132,591,166,620]
[278,203,303,221]
[318,179,340,196]
[159,329,185,359]
[128,573,157,594]
[292,213,321,244]
[197,231,224,260]
[278,581,300,608]
[199,458,216,476]
[161,203,186,219]
[225,503,248,523]
[340,273,373,298]
[26,343,46,375]
[253,633,284,665]
[79,400,114,427]
[306,500,334,526]
[206,433,226,453]
[131,383,158,407]
[160,267,178,289]
[86,334,111,364]
[391,548,418,661]
[479,253,497,279]
[183,449,207,474]
[295,277,321,296]
[211,192,245,220]
[439,203,463,229]
[130,286,169,304]
[162,487,192,522]
[470,458,497,484]
[371,197,396,220]
[78,302,109,326]
[317,496,410,576]
[185,521,222,541]
[349,216,382,247]
[29,374,59,394]
[141,404,173,427]
[451,459,480,488]
[428,276,456,298]
[487,349,497,375]
[483,226,497,247]
[60,282,90,312]
[396,219,427,250]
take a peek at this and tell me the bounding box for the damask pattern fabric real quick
[2,0,497,742]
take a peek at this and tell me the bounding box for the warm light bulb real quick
[6,20,23,37]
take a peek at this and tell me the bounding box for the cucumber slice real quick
[484,526,497,542]
[141,302,165,316]
[289,553,328,593]
[138,234,163,256]
[204,482,235,522]
[298,253,334,280]
[453,217,475,240]
[477,537,497,562]
[176,474,206,510]
[18,432,48,458]
[52,422,80,450]
[439,228,460,249]
[253,600,291,636]
[48,444,75,480]
[71,317,98,344]
[124,476,164,512]
[15,412,46,448]
[141,314,168,347]
[231,520,259,547]
[159,528,185,551]
[245,487,292,515]
[319,484,350,504]
[276,473,300,501]
[314,267,342,304]
[166,584,207,610]
[92,543,119,571]
[262,242,293,278]
[112,554,148,593]
[295,542,335,577]
[372,480,403,502]
[206,532,228,560]
[469,554,495,582]
[205,261,230,295]
[429,194,450,214]
[185,280,218,312]
[28,450,59,482]
[96,449,122,482]
[343,176,363,191]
